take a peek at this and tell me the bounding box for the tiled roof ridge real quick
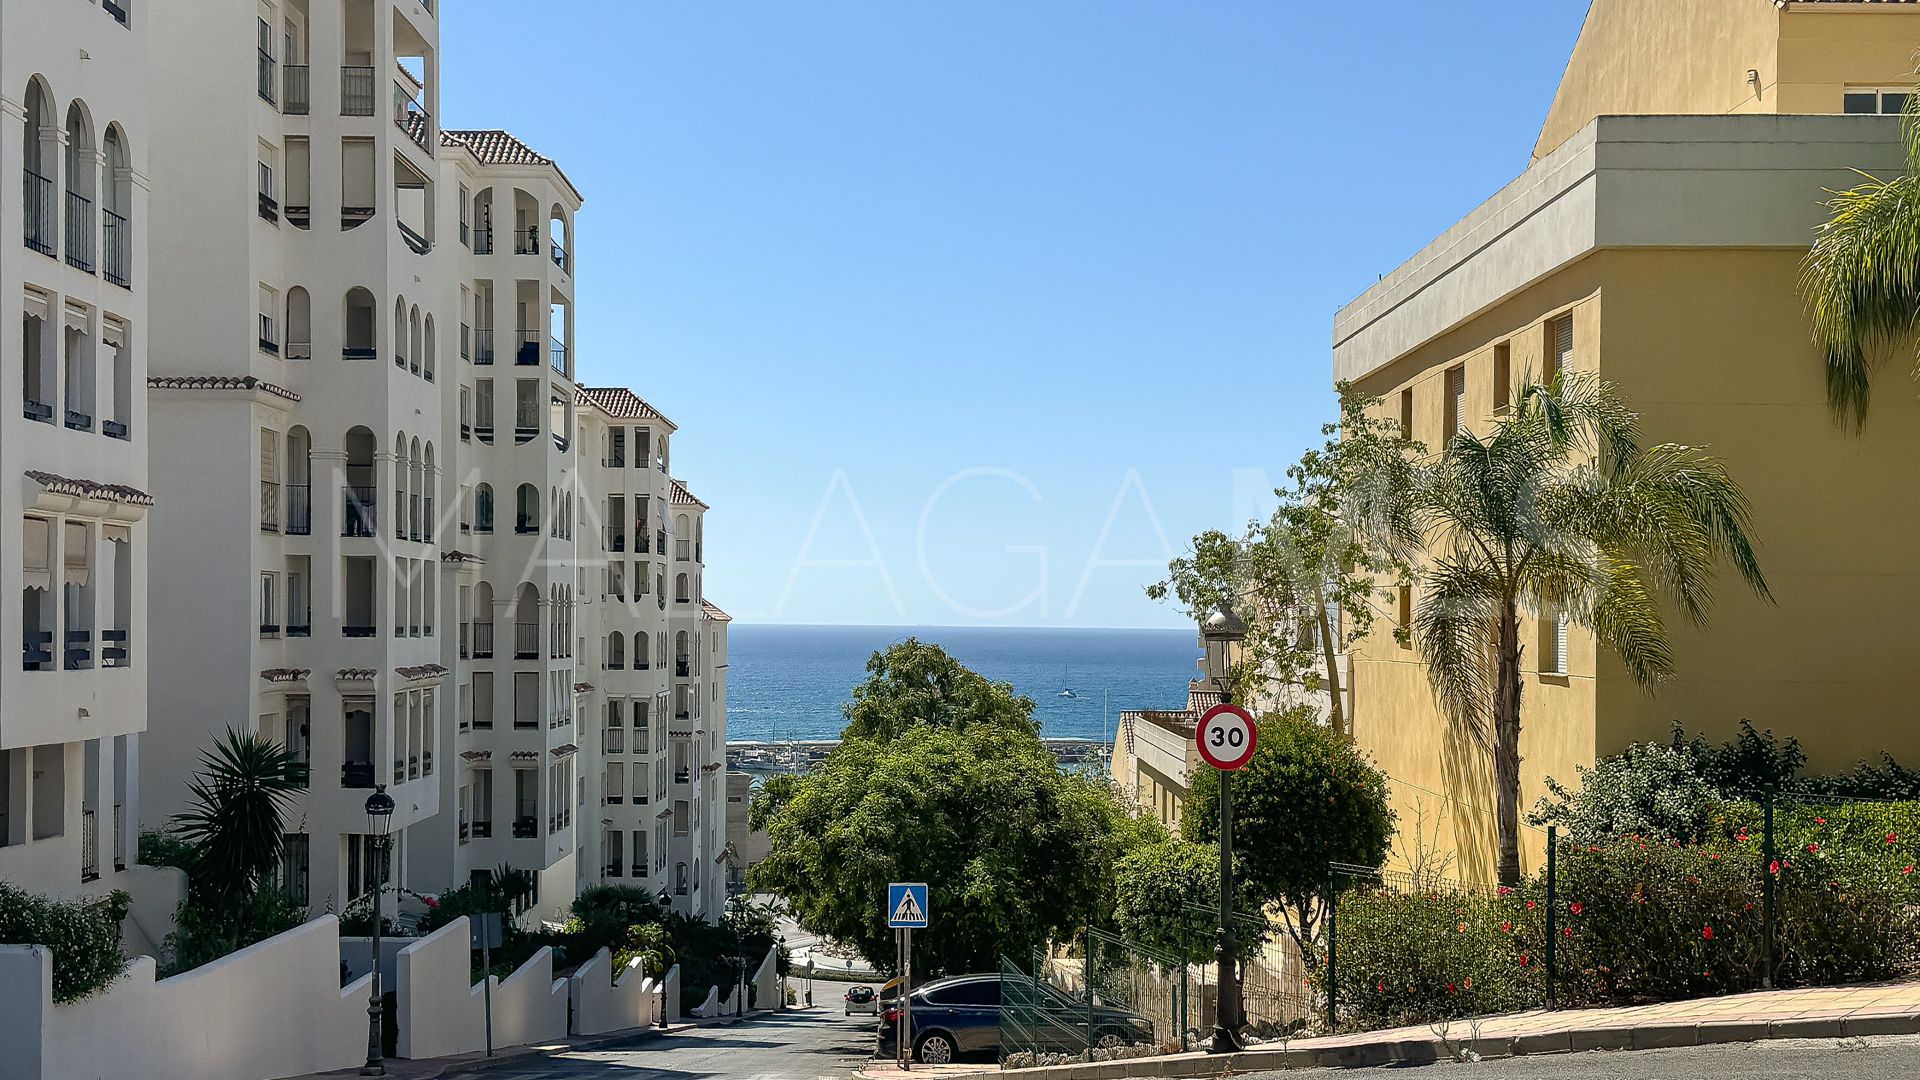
[26,471,155,507]
[669,478,708,509]
[577,386,672,426]
[148,374,301,402]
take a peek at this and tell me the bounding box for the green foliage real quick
[1183,707,1394,959]
[1365,371,1770,882]
[571,885,665,953]
[614,921,674,985]
[1529,741,1731,846]
[1112,839,1222,967]
[159,887,304,978]
[0,884,129,1003]
[755,645,1150,976]
[170,728,305,907]
[840,638,1039,741]
[137,828,196,872]
[1149,383,1414,721]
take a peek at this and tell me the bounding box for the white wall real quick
[393,916,566,1059]
[0,916,367,1080]
[750,945,779,1012]
[567,947,652,1035]
[661,962,681,1026]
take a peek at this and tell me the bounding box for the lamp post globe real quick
[1200,600,1248,692]
[657,887,672,911]
[360,784,396,1075]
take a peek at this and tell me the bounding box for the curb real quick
[960,1012,1920,1079]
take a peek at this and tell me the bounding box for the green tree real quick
[1112,838,1228,967]
[169,728,305,906]
[840,638,1039,741]
[1149,383,1414,729]
[753,719,1149,976]
[1803,83,1920,428]
[1368,371,1770,884]
[1182,707,1394,961]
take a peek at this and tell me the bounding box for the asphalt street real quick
[1250,1035,1920,1080]
[492,1008,879,1079]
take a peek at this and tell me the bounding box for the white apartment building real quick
[141,0,728,925]
[0,0,149,904]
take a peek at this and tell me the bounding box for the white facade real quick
[142,0,728,925]
[0,0,151,903]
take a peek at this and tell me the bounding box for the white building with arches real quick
[0,0,152,906]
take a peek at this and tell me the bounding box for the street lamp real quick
[361,784,396,1076]
[1200,602,1247,1054]
[657,886,672,912]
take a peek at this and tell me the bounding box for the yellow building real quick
[1334,0,1920,883]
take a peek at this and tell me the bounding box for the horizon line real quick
[730,620,1195,633]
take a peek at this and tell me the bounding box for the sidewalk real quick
[295,1016,742,1080]
[856,977,1920,1079]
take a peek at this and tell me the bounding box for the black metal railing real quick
[341,760,376,789]
[471,821,492,839]
[474,226,494,255]
[23,170,54,255]
[394,84,432,151]
[398,219,430,254]
[287,484,311,534]
[66,190,94,272]
[286,205,311,230]
[258,190,279,223]
[23,630,52,671]
[550,339,567,374]
[65,408,92,432]
[261,480,281,531]
[675,658,691,677]
[512,816,537,839]
[341,205,374,231]
[104,418,130,440]
[514,623,538,658]
[65,630,93,670]
[287,623,310,638]
[514,330,540,365]
[101,629,128,668]
[103,0,128,25]
[284,65,310,114]
[342,624,375,638]
[260,622,280,636]
[102,208,130,287]
[605,527,626,552]
[343,344,376,361]
[81,810,99,882]
[341,66,375,115]
[342,486,376,537]
[471,622,494,658]
[514,226,539,255]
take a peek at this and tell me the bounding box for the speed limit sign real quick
[1196,704,1257,771]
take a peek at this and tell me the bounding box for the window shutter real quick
[1446,366,1465,436]
[1554,609,1570,673]
[1553,315,1573,380]
[23,518,52,590]
[64,522,91,587]
[261,430,279,482]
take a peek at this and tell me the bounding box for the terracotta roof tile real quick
[573,681,594,694]
[149,374,300,402]
[261,667,311,683]
[396,664,449,681]
[577,386,673,426]
[509,749,540,762]
[460,749,492,762]
[551,743,578,759]
[26,471,155,507]
[441,129,582,202]
[670,479,708,509]
[336,667,378,682]
[441,550,484,564]
[700,601,732,622]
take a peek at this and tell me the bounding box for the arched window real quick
[343,426,377,537]
[423,315,436,382]
[285,287,312,358]
[515,484,539,535]
[409,305,422,376]
[101,124,131,286]
[286,426,313,534]
[675,573,690,604]
[64,101,96,272]
[394,297,409,369]
[473,483,494,534]
[472,581,495,658]
[343,288,376,360]
[513,583,539,659]
[423,443,436,540]
[22,78,55,255]
[549,204,570,273]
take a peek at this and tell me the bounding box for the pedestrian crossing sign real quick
[887,882,929,928]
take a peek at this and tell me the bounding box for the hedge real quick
[0,883,130,1003]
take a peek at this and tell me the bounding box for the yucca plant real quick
[1369,371,1771,884]
[170,729,304,907]
[1804,81,1920,428]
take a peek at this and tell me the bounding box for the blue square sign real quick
[887,882,929,928]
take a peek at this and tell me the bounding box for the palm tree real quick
[170,729,305,906]
[1803,86,1920,428]
[1369,371,1771,884]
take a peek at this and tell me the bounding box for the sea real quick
[724,624,1199,744]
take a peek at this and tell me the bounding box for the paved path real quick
[500,1008,876,1079]
[1263,1034,1920,1078]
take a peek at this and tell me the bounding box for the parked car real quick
[845,984,879,1016]
[875,973,1157,1064]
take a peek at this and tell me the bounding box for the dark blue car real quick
[875,973,1156,1064]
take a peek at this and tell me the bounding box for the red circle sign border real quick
[1196,703,1257,771]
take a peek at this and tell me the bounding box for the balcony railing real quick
[65,190,94,272]
[675,658,691,677]
[81,810,99,882]
[101,629,129,668]
[65,630,93,671]
[341,760,376,789]
[104,418,130,440]
[514,226,539,255]
[514,330,539,365]
[514,622,538,659]
[550,339,567,375]
[471,821,492,839]
[472,327,494,365]
[471,621,494,658]
[66,408,92,432]
[101,208,130,287]
[341,66,375,116]
[473,226,494,255]
[261,481,281,531]
[23,170,54,256]
[394,83,432,151]
[23,630,52,671]
[512,816,537,839]
[343,344,376,361]
[398,219,430,255]
[286,205,311,230]
[287,484,311,534]
[343,624,376,638]
[515,515,538,536]
[258,191,278,223]
[551,241,568,273]
[605,527,626,552]
[284,65,310,115]
[103,0,128,25]
[342,486,377,537]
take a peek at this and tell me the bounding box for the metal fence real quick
[1324,790,1920,1033]
[999,933,1191,1064]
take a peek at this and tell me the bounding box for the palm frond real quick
[1802,170,1920,429]
[1584,558,1673,690]
[1412,558,1499,747]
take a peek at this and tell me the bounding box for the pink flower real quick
[1702,925,1715,941]
[1889,833,1900,844]
[1563,927,1574,938]
[1815,817,1827,826]
[1526,900,1537,911]
[1806,842,1820,854]
[1569,902,1583,916]
[1709,853,1721,861]
[423,896,439,909]
[1447,983,1456,994]
[1770,860,1782,876]
[1904,865,1915,875]
[1501,921,1513,934]
[1736,831,1751,843]
[1377,981,1386,993]
[1519,955,1531,967]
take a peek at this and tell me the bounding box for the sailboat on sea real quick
[1058,664,1077,698]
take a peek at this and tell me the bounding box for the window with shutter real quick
[1494,342,1512,413]
[1445,366,1465,437]
[1549,315,1573,383]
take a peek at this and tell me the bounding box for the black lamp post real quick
[361,784,396,1076]
[1201,602,1247,1054]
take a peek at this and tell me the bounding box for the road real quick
[1250,1035,1920,1080]
[502,1008,878,1079]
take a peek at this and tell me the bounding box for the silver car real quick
[845,985,879,1016]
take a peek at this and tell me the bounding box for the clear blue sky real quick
[441,2,1589,629]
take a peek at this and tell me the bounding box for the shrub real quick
[137,828,196,872]
[1530,742,1729,845]
[0,884,130,1003]
[161,889,304,977]
[569,884,664,960]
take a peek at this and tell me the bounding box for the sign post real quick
[887,883,929,1068]
[1196,704,1256,1053]
[471,912,503,1058]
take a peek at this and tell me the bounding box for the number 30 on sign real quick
[1196,703,1257,771]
